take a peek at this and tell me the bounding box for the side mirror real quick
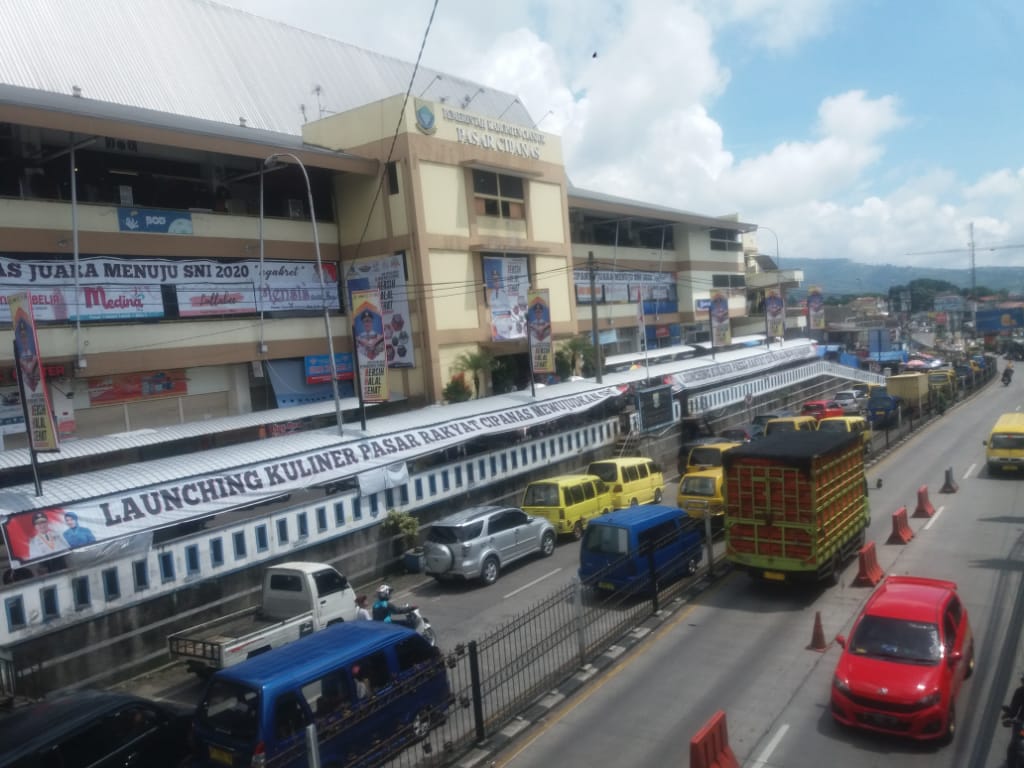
[982,440,988,446]
[835,634,847,649]
[948,650,962,667]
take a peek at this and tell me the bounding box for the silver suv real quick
[423,505,556,586]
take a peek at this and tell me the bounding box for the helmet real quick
[376,584,392,601]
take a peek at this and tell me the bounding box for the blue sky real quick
[220,0,1023,270]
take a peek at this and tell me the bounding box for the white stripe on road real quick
[749,722,789,768]
[924,506,944,530]
[504,568,562,599]
[963,463,976,480]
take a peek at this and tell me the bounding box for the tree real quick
[556,335,596,379]
[442,372,473,403]
[453,350,496,398]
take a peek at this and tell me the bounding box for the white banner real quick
[2,387,623,567]
[177,283,257,316]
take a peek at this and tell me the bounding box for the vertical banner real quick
[484,255,529,341]
[351,290,388,403]
[765,288,785,338]
[807,286,826,330]
[528,289,553,375]
[10,292,60,452]
[345,253,415,368]
[709,291,731,347]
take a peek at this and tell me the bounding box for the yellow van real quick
[522,474,614,539]
[677,468,725,531]
[763,415,818,436]
[685,441,742,474]
[818,416,873,454]
[586,457,665,509]
[983,412,1024,474]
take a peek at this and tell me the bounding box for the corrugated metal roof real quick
[568,182,756,232]
[0,0,534,135]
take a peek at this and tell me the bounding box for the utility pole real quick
[589,251,602,383]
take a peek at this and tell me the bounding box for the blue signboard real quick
[976,308,1024,334]
[117,208,193,234]
[305,353,355,383]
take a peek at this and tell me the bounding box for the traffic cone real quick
[808,611,827,652]
[940,467,959,494]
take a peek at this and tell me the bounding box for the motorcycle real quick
[386,604,436,646]
[1004,706,1024,768]
[1004,369,1014,386]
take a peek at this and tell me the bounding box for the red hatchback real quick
[802,399,844,420]
[831,575,974,743]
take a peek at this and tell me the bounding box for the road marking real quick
[924,506,944,530]
[750,723,790,768]
[963,463,976,479]
[504,569,562,599]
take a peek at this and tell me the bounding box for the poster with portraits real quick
[765,288,785,338]
[709,292,731,348]
[807,286,826,330]
[351,290,388,403]
[527,289,553,375]
[484,255,529,341]
[345,253,414,368]
[9,292,59,452]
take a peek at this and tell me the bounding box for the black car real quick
[0,689,194,768]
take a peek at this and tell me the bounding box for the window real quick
[369,495,379,516]
[5,596,26,630]
[396,636,435,670]
[233,531,247,560]
[313,568,350,596]
[133,559,149,592]
[415,478,423,501]
[72,575,91,608]
[467,464,475,484]
[276,519,289,544]
[297,512,309,538]
[40,586,59,620]
[386,161,399,195]
[334,501,345,527]
[158,553,175,583]
[352,498,362,521]
[455,466,463,487]
[102,568,121,601]
[316,506,327,533]
[399,485,409,505]
[211,537,224,567]
[569,485,585,505]
[582,482,595,501]
[185,544,200,577]
[709,228,742,252]
[428,476,436,496]
[442,471,450,492]
[256,525,269,552]
[711,273,745,289]
[472,170,525,219]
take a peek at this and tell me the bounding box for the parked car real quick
[0,689,194,768]
[718,423,764,443]
[751,409,795,429]
[586,457,665,509]
[521,474,613,539]
[677,436,732,476]
[423,505,556,586]
[831,575,974,743]
[801,399,845,420]
[833,390,866,415]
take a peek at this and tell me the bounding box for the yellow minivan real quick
[763,415,818,435]
[586,457,665,509]
[818,415,873,454]
[522,474,613,539]
[983,412,1024,474]
[677,467,725,531]
[685,441,742,474]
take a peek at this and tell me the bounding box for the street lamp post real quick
[263,152,344,437]
[758,226,783,346]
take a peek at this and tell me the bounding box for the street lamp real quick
[758,226,783,345]
[263,152,345,437]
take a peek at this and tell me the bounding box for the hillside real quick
[782,259,1024,297]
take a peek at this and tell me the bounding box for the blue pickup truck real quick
[866,393,902,428]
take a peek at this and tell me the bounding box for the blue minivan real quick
[578,504,704,593]
[190,622,449,767]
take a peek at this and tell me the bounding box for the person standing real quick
[354,594,371,621]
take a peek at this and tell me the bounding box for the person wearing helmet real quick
[371,584,412,624]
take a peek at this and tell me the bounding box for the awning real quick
[265,359,354,408]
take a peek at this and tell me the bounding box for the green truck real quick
[724,431,869,583]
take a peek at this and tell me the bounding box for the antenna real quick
[497,97,520,121]
[462,87,484,109]
[313,85,325,118]
[419,74,443,98]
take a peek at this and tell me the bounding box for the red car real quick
[831,575,974,743]
[802,399,845,420]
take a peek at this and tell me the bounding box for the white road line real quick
[503,568,562,599]
[963,463,976,480]
[924,506,944,530]
[750,722,790,768]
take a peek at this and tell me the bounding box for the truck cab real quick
[261,562,357,627]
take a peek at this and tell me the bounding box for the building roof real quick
[568,183,756,232]
[0,0,533,135]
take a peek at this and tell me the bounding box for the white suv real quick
[423,505,556,586]
[833,390,866,415]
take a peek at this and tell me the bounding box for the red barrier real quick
[913,485,935,518]
[690,710,740,768]
[853,541,884,587]
[887,506,914,544]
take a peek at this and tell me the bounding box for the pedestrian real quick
[355,594,371,621]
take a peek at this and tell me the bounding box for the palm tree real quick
[453,350,496,398]
[557,335,596,379]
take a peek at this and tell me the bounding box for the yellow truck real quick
[885,372,931,417]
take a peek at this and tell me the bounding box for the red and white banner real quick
[177,283,257,316]
[9,292,60,452]
[1,386,624,567]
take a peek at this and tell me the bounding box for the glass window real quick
[297,512,309,538]
[352,498,362,521]
[158,553,174,583]
[72,575,91,608]
[428,476,437,496]
[276,519,289,544]
[334,501,345,526]
[472,170,525,219]
[313,568,349,596]
[256,525,269,552]
[399,485,409,505]
[415,478,423,501]
[233,531,247,559]
[41,586,59,620]
[370,495,379,516]
[102,568,121,601]
[133,560,149,591]
[211,537,224,567]
[5,596,26,630]
[185,544,200,576]
[454,466,462,487]
[316,506,327,533]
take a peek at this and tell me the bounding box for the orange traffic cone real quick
[808,611,827,652]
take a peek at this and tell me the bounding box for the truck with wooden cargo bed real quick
[723,431,870,584]
[884,372,931,417]
[167,561,358,676]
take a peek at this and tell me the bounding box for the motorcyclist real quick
[371,584,413,625]
[1003,363,1014,384]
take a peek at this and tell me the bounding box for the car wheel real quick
[572,521,584,540]
[653,488,663,503]
[629,497,639,507]
[411,707,433,739]
[540,530,556,557]
[481,556,500,585]
[940,702,955,745]
[827,554,841,587]
[965,643,975,679]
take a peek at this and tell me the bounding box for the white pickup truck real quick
[168,561,358,675]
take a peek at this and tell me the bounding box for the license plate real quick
[209,746,233,766]
[763,570,785,581]
[598,581,614,591]
[866,712,900,728]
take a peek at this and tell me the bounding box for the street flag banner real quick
[709,292,731,347]
[351,289,388,403]
[485,255,529,341]
[10,292,60,452]
[808,286,826,330]
[345,253,415,368]
[765,288,785,338]
[527,289,553,375]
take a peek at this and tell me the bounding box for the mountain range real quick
[782,259,1024,298]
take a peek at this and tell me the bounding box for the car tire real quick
[685,557,699,576]
[653,488,663,503]
[480,556,500,585]
[541,530,556,557]
[572,521,584,540]
[965,643,975,679]
[629,497,639,507]
[940,702,955,745]
[411,707,433,739]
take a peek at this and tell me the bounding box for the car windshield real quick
[817,421,846,433]
[849,615,941,664]
[689,447,725,467]
[523,483,560,506]
[586,462,617,483]
[196,680,260,741]
[427,521,484,543]
[581,524,629,555]
[680,476,716,496]
[991,434,1024,450]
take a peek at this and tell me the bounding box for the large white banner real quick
[2,387,623,567]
